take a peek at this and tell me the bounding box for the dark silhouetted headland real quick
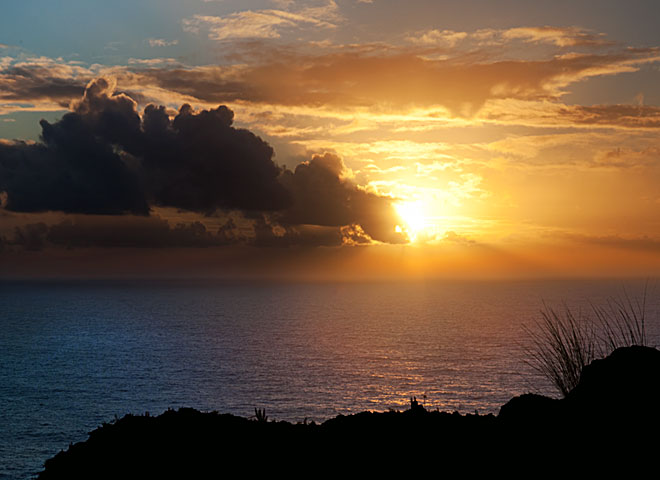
[38,346,660,478]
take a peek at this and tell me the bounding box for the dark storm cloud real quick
[70,78,144,151]
[138,102,291,212]
[0,78,290,215]
[74,78,291,213]
[0,78,149,215]
[0,135,149,215]
[278,153,355,227]
[277,153,406,244]
[1,78,405,246]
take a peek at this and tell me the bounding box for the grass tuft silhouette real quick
[524,284,653,397]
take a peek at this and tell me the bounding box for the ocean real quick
[1,278,658,479]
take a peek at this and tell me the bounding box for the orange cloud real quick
[502,26,611,47]
[2,41,658,125]
[127,47,659,117]
[408,25,612,49]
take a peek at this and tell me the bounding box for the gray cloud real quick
[0,78,291,215]
[277,153,406,244]
[10,216,231,250]
[1,79,407,246]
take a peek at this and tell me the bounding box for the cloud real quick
[2,39,658,125]
[443,231,476,245]
[251,215,344,247]
[277,153,407,243]
[554,232,660,252]
[147,38,179,47]
[9,216,234,250]
[127,58,180,66]
[408,26,611,49]
[140,102,292,213]
[0,56,91,112]
[183,2,338,41]
[501,26,610,47]
[591,146,660,169]
[485,129,660,171]
[0,56,12,69]
[475,97,660,132]
[558,104,660,129]
[132,47,659,117]
[12,222,49,251]
[406,29,467,47]
[415,161,454,175]
[0,125,149,215]
[46,216,226,248]
[0,77,290,214]
[6,211,359,251]
[1,79,407,246]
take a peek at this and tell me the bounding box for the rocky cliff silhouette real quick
[499,345,660,424]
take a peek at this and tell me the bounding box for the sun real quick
[395,200,429,242]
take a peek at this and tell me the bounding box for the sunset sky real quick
[1,0,660,279]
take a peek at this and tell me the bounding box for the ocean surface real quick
[1,278,658,479]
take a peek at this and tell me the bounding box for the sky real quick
[1,0,660,279]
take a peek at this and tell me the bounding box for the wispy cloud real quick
[2,40,659,133]
[502,26,611,47]
[183,1,339,41]
[552,232,660,252]
[0,56,94,114]
[147,38,179,47]
[406,29,467,47]
[127,47,660,117]
[408,25,612,48]
[127,58,180,66]
[480,99,660,130]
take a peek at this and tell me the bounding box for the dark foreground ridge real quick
[39,346,660,477]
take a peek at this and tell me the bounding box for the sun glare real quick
[395,201,430,242]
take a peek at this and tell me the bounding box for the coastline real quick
[38,346,660,477]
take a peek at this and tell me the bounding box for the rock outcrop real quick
[499,346,660,427]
